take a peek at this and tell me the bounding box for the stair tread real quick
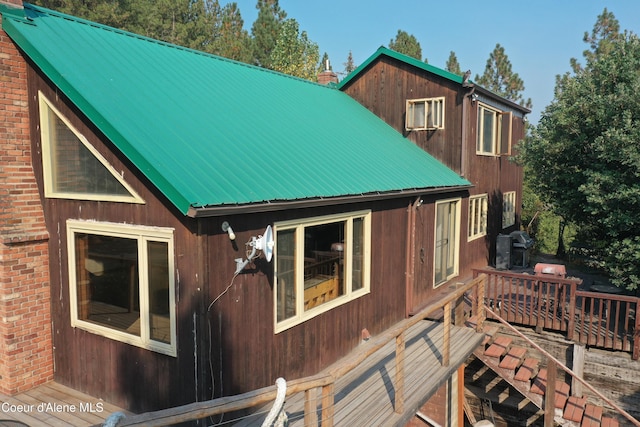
[582,404,603,427]
[555,381,570,409]
[601,416,620,427]
[498,346,527,370]
[514,357,539,382]
[484,336,512,358]
[564,396,587,422]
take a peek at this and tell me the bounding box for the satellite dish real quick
[254,225,274,262]
[234,225,274,274]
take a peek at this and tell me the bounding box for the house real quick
[0,2,485,422]
[339,47,530,309]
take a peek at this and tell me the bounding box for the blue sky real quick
[223,0,640,124]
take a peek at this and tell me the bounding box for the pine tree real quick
[250,0,287,69]
[344,50,356,75]
[445,51,461,75]
[211,2,252,62]
[388,30,422,61]
[475,43,531,108]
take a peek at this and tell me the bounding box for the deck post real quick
[566,281,577,341]
[395,332,405,413]
[634,299,640,361]
[476,275,486,333]
[544,359,557,427]
[321,382,335,427]
[305,387,319,426]
[443,301,451,367]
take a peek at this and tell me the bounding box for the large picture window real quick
[476,103,502,155]
[275,211,371,332]
[67,220,176,356]
[468,194,488,241]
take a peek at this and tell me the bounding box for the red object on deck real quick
[534,263,567,278]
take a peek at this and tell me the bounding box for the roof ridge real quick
[20,2,332,88]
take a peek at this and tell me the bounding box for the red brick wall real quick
[0,14,53,394]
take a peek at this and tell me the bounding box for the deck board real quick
[0,382,129,427]
[236,319,484,426]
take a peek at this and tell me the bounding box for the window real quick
[476,103,502,155]
[274,211,371,332]
[468,194,488,241]
[39,92,144,204]
[434,199,460,287]
[502,191,516,228]
[406,97,445,130]
[67,220,176,356]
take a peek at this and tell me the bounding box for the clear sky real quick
[223,0,640,124]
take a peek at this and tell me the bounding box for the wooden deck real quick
[235,319,484,427]
[0,381,128,427]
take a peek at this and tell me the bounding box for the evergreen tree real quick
[269,18,319,81]
[388,30,422,61]
[211,2,252,62]
[344,50,356,75]
[475,43,531,108]
[445,51,461,75]
[250,0,287,69]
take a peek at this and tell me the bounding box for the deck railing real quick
[92,274,488,427]
[474,268,640,360]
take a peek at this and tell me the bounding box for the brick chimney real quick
[318,58,339,85]
[0,8,54,394]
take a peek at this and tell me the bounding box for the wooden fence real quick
[474,268,640,360]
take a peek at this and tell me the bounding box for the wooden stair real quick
[470,322,621,427]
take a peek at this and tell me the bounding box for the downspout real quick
[461,86,476,178]
[405,196,421,317]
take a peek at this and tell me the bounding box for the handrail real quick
[484,305,640,427]
[92,274,488,427]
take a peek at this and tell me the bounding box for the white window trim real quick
[468,194,488,241]
[405,97,445,130]
[476,103,503,156]
[433,198,461,288]
[502,191,516,229]
[39,92,145,204]
[274,211,372,333]
[67,220,177,356]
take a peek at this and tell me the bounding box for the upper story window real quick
[476,103,503,155]
[274,211,371,333]
[468,194,488,241]
[406,97,445,130]
[67,220,176,356]
[502,191,516,228]
[39,92,144,204]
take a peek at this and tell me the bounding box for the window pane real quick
[482,110,495,153]
[303,222,345,311]
[75,233,140,336]
[148,241,170,344]
[276,228,296,322]
[410,102,426,128]
[49,109,130,196]
[352,217,365,291]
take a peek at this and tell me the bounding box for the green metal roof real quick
[1,4,471,216]
[338,46,467,90]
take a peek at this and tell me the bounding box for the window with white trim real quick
[274,211,371,332]
[406,97,445,130]
[468,194,488,241]
[39,92,144,204]
[476,103,503,155]
[502,191,516,228]
[67,220,176,356]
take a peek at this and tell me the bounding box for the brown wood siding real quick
[27,65,204,413]
[342,57,464,173]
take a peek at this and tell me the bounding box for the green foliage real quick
[520,13,640,290]
[344,50,356,75]
[388,30,422,61]
[211,2,252,62]
[475,43,532,108]
[445,51,461,75]
[250,0,286,69]
[269,19,319,81]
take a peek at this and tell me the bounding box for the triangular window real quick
[39,92,144,204]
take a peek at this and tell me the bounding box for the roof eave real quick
[187,185,473,218]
